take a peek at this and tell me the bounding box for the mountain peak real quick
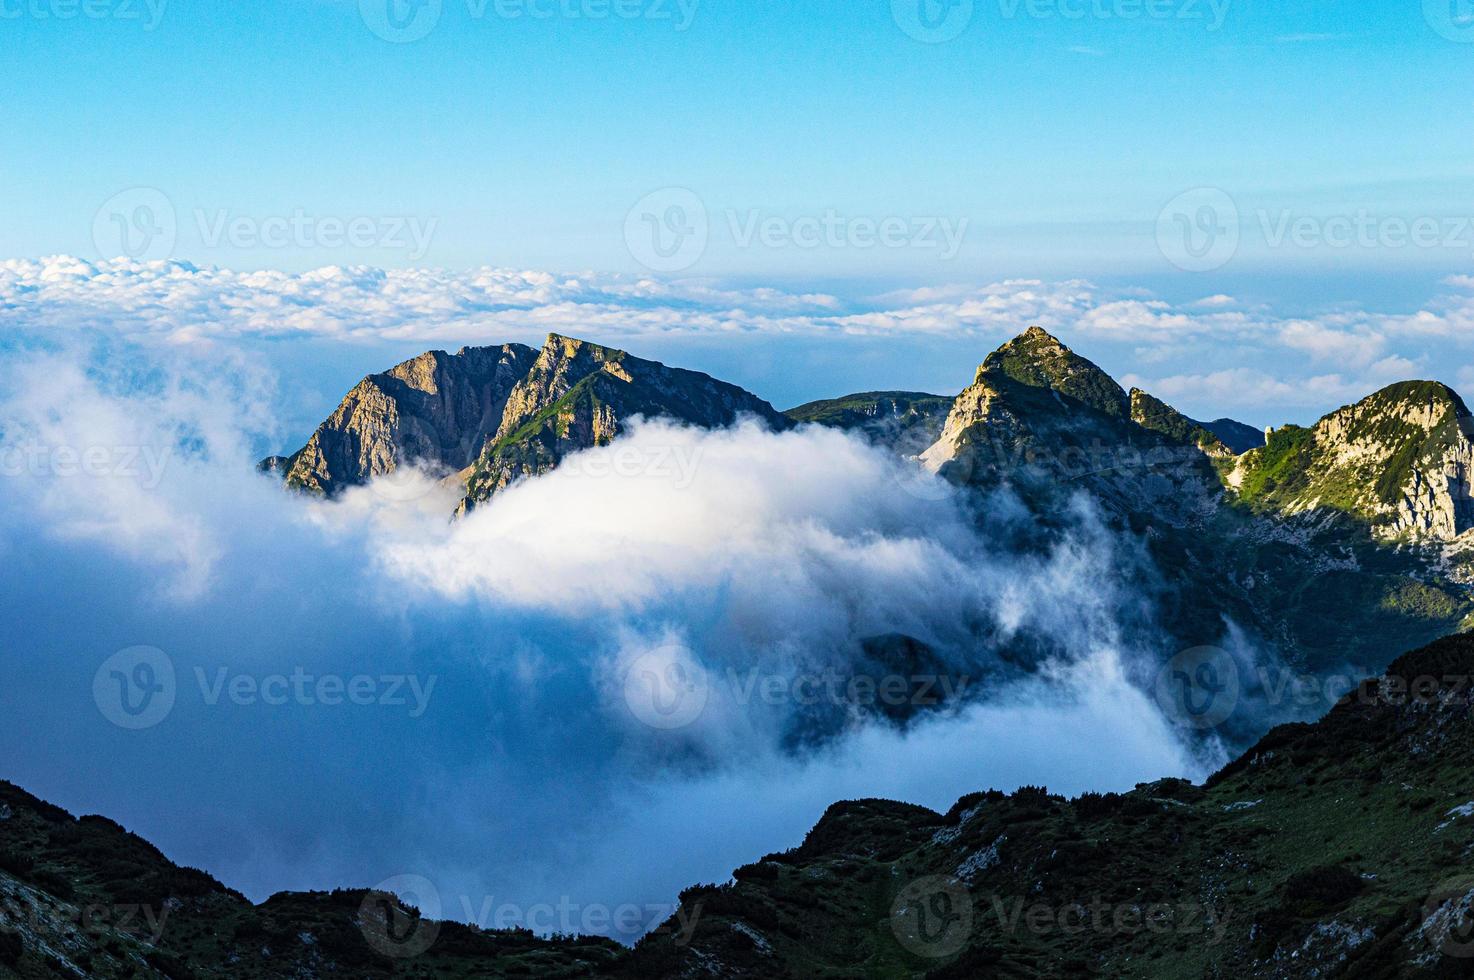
[979,325,1129,419]
[1230,377,1474,539]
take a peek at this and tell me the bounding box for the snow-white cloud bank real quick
[7,257,1473,422]
[0,331,1206,942]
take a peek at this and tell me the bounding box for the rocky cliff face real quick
[917,327,1221,526]
[268,334,790,515]
[1228,380,1474,542]
[910,327,1473,686]
[278,344,536,496]
[454,334,790,514]
[919,325,1139,476]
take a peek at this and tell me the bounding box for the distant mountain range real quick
[265,324,1474,552]
[265,326,1474,737]
[8,634,1474,976]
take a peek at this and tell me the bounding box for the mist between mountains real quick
[620,642,975,733]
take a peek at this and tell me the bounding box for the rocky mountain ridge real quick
[273,343,537,497]
[907,327,1473,701]
[457,334,790,515]
[264,334,789,514]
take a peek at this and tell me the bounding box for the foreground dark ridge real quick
[6,634,1474,977]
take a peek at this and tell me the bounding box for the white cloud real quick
[4,257,1469,356]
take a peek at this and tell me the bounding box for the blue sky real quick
[3,0,1474,422]
[4,0,1472,279]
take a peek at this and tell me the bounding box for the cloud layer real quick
[6,257,1472,423]
[0,331,1207,942]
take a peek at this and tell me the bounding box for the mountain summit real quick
[979,324,1130,418]
[919,326,1141,475]
[276,343,536,497]
[456,334,790,514]
[265,334,789,515]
